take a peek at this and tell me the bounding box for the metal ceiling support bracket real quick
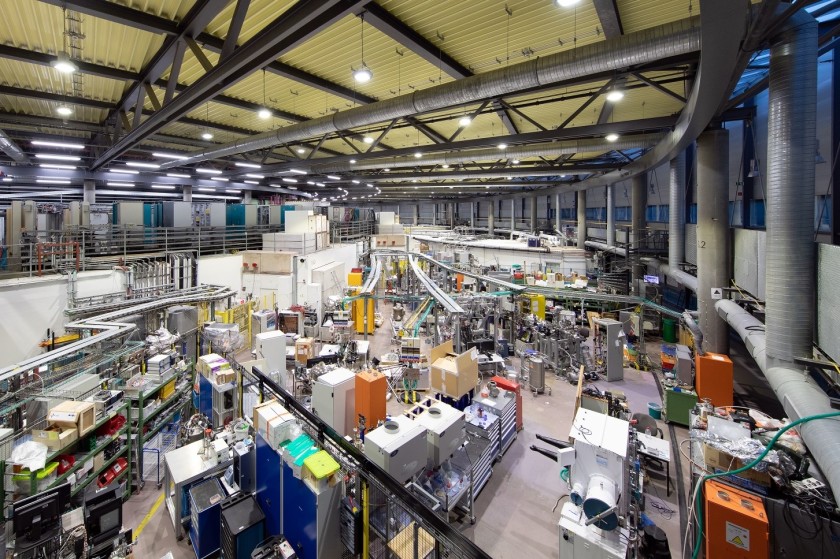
[186,37,214,72]
[559,79,615,129]
[221,0,252,61]
[632,72,687,103]
[592,0,624,38]
[91,0,366,171]
[164,40,187,105]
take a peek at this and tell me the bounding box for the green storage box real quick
[663,387,698,427]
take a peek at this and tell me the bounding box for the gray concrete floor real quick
[126,303,685,559]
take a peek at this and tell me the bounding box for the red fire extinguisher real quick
[98,457,128,488]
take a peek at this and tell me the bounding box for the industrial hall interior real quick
[2,0,840,558]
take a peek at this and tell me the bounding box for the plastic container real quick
[13,461,59,495]
[662,318,678,343]
[648,402,663,420]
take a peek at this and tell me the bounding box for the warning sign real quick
[711,287,723,300]
[726,521,750,551]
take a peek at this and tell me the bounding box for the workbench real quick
[163,439,233,540]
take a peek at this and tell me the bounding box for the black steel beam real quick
[0,85,112,109]
[91,0,366,170]
[632,72,687,103]
[493,100,520,135]
[37,0,179,35]
[592,0,624,38]
[833,46,840,244]
[0,44,136,82]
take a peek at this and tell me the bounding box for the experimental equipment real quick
[414,401,466,465]
[252,309,277,348]
[311,368,356,437]
[255,330,287,384]
[695,352,734,407]
[355,370,387,431]
[212,381,237,428]
[282,454,342,559]
[531,409,633,559]
[595,318,625,382]
[220,493,266,559]
[364,415,428,482]
[705,479,768,559]
[256,431,285,536]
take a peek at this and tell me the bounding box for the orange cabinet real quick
[355,370,387,430]
[695,353,734,407]
[704,479,768,559]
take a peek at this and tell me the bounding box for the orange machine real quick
[490,375,523,431]
[355,370,387,430]
[695,352,734,407]
[704,479,768,559]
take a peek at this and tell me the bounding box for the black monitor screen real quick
[12,482,70,543]
[99,509,121,533]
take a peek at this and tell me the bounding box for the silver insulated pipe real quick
[668,151,686,269]
[164,18,701,168]
[0,129,31,165]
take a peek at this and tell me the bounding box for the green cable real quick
[691,410,840,559]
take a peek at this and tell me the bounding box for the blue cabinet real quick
[198,374,213,420]
[255,432,283,536]
[188,477,225,559]
[282,462,342,559]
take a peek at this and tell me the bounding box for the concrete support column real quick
[83,179,95,203]
[487,201,495,236]
[470,202,475,228]
[530,195,538,233]
[432,204,437,225]
[510,199,515,236]
[243,190,252,203]
[448,202,455,228]
[631,173,648,294]
[555,193,561,232]
[606,184,615,247]
[576,189,586,249]
[414,204,419,225]
[697,129,730,354]
[669,151,687,269]
[182,185,192,202]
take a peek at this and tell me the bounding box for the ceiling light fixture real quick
[605,87,625,102]
[349,159,357,164]
[244,180,259,185]
[154,152,187,160]
[245,173,265,179]
[414,152,422,159]
[202,132,214,140]
[235,162,261,169]
[366,183,374,187]
[497,143,507,150]
[296,148,306,154]
[605,133,620,142]
[363,136,374,144]
[107,182,134,187]
[201,102,213,140]
[459,116,472,127]
[282,178,298,183]
[166,173,191,178]
[37,178,72,184]
[226,189,242,194]
[327,175,341,180]
[125,162,160,169]
[382,168,390,172]
[196,168,222,174]
[213,177,230,182]
[556,0,582,7]
[512,159,520,164]
[353,13,373,83]
[151,184,176,190]
[289,169,307,175]
[32,140,83,150]
[198,188,215,192]
[315,182,325,187]
[442,164,450,169]
[56,105,73,117]
[111,168,139,175]
[51,52,77,74]
[39,164,76,170]
[35,153,80,161]
[352,179,360,184]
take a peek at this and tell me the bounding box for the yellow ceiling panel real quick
[0,95,105,124]
[204,0,296,44]
[0,0,164,76]
[108,0,194,21]
[0,58,125,105]
[617,0,698,33]
[378,0,604,74]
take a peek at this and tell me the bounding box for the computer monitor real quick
[85,482,123,546]
[12,482,71,546]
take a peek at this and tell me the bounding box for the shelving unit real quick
[473,389,517,458]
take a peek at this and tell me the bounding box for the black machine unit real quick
[221,493,266,559]
[12,482,71,556]
[764,493,840,558]
[85,482,123,548]
[339,496,362,554]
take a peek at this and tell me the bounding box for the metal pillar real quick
[606,184,615,247]
[448,202,455,228]
[631,172,647,294]
[470,202,475,228]
[555,193,561,233]
[414,204,419,225]
[487,201,495,236]
[697,129,730,354]
[510,199,515,236]
[576,189,586,249]
[530,195,538,233]
[669,151,686,269]
[83,179,95,203]
[183,185,193,202]
[432,204,437,226]
[243,190,252,203]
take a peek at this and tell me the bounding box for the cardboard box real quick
[48,401,96,437]
[93,451,105,472]
[703,443,773,494]
[32,425,78,451]
[295,338,314,365]
[267,410,296,448]
[253,400,290,443]
[429,340,479,399]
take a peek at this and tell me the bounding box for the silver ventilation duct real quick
[164,18,700,168]
[668,151,686,269]
[0,129,31,165]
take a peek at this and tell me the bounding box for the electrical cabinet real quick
[705,479,768,559]
[161,201,192,227]
[189,477,225,559]
[227,204,257,226]
[251,309,277,349]
[695,353,734,407]
[415,401,465,465]
[282,460,342,559]
[663,387,698,427]
[364,415,427,483]
[212,381,236,428]
[255,432,284,536]
[312,368,356,437]
[112,202,144,226]
[595,318,625,382]
[355,370,387,430]
[255,331,287,381]
[221,493,265,559]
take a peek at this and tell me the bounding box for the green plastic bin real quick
[662,318,678,343]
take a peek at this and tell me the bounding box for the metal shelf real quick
[52,426,129,487]
[46,401,129,464]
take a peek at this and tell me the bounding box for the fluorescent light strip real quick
[196,168,221,174]
[39,164,76,170]
[326,175,341,180]
[151,184,175,190]
[153,152,187,160]
[107,182,134,187]
[166,173,191,178]
[32,140,84,150]
[245,173,265,179]
[35,153,80,161]
[125,162,160,169]
[111,169,139,175]
[289,169,307,175]
[351,180,360,184]
[281,178,297,183]
[244,180,259,185]
[213,177,229,182]
[36,179,71,184]
[198,188,215,192]
[235,162,261,169]
[226,189,242,194]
